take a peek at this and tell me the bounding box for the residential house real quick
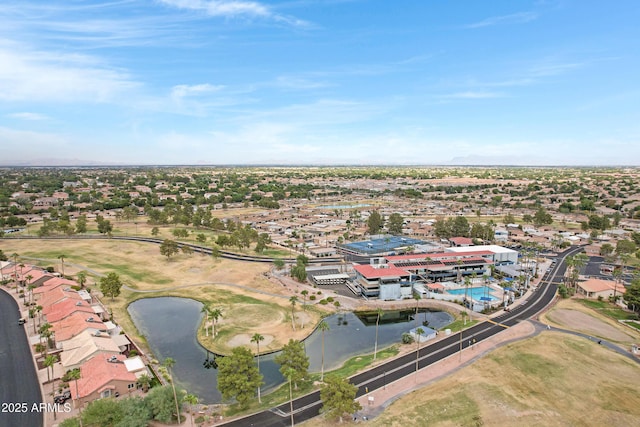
[71,354,138,408]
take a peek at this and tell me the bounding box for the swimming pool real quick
[447,286,499,301]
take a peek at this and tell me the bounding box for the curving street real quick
[0,289,43,427]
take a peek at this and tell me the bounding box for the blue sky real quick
[1,0,639,166]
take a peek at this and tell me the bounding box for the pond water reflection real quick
[128,297,452,403]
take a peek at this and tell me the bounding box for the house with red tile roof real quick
[60,330,122,370]
[449,236,473,247]
[39,287,83,309]
[576,278,626,299]
[43,299,96,323]
[71,354,138,408]
[51,311,107,343]
[33,277,79,299]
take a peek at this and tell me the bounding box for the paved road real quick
[219,245,585,427]
[0,289,43,427]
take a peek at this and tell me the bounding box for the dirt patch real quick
[546,309,633,342]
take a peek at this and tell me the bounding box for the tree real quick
[181,245,193,256]
[273,258,285,270]
[211,245,221,260]
[291,262,307,282]
[160,239,179,260]
[367,210,384,235]
[68,369,83,427]
[319,321,330,381]
[99,272,123,301]
[162,358,181,425]
[96,217,113,235]
[373,308,383,360]
[616,239,637,255]
[151,227,160,237]
[76,271,87,289]
[183,394,199,427]
[533,207,553,227]
[217,346,263,407]
[624,278,640,313]
[137,374,152,393]
[146,385,184,424]
[600,243,614,257]
[44,354,56,383]
[320,376,361,423]
[284,367,296,427]
[58,254,65,277]
[275,339,309,390]
[289,296,298,331]
[210,308,222,336]
[80,397,124,427]
[503,213,516,225]
[201,305,211,337]
[251,333,265,403]
[387,213,404,235]
[300,290,309,310]
[451,216,470,237]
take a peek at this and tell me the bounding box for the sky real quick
[1,0,639,166]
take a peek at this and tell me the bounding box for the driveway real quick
[0,288,43,427]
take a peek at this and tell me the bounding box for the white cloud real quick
[0,40,138,103]
[440,91,505,100]
[171,83,225,99]
[158,0,309,27]
[465,12,538,29]
[7,112,49,121]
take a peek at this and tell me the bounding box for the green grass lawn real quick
[579,299,639,321]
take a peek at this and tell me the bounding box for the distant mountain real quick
[0,158,123,167]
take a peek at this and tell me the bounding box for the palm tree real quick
[300,290,309,310]
[77,271,87,289]
[36,305,43,327]
[58,254,66,277]
[68,369,83,427]
[318,321,330,381]
[39,323,52,355]
[373,307,384,360]
[413,293,421,329]
[137,374,152,393]
[463,277,471,313]
[251,333,265,403]
[44,354,56,383]
[415,327,425,381]
[201,304,210,337]
[11,253,18,292]
[210,308,222,337]
[284,367,296,427]
[163,357,181,425]
[289,296,298,331]
[27,283,35,304]
[183,393,199,426]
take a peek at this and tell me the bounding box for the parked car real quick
[18,318,26,325]
[54,390,71,404]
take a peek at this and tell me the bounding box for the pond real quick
[128,297,453,403]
